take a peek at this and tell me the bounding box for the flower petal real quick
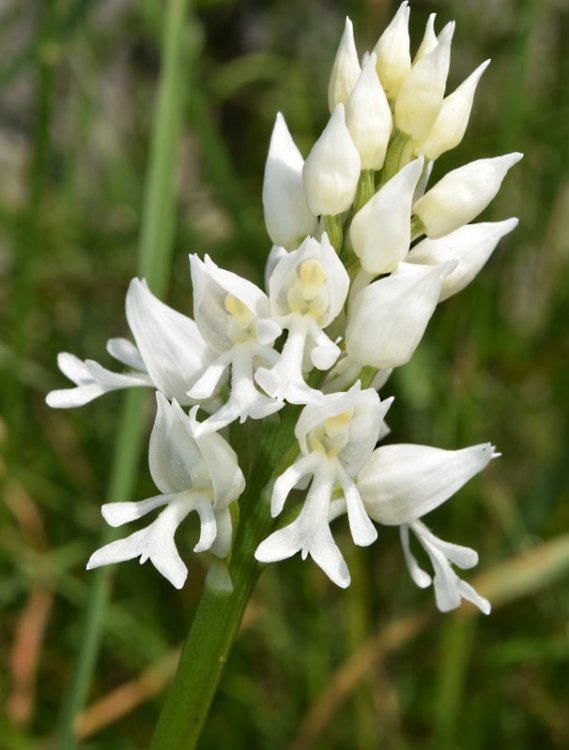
[350,157,423,274]
[262,113,317,249]
[271,453,320,516]
[328,17,361,110]
[406,218,519,301]
[210,506,234,558]
[416,60,490,160]
[400,524,432,588]
[395,22,455,141]
[358,442,497,525]
[336,468,378,547]
[101,495,171,527]
[189,406,246,508]
[302,104,361,217]
[373,1,411,101]
[148,395,203,494]
[413,153,523,238]
[126,278,211,403]
[106,338,146,371]
[345,52,392,170]
[87,494,200,589]
[346,262,453,369]
[46,353,150,409]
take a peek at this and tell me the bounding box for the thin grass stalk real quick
[4,0,56,449]
[56,0,191,745]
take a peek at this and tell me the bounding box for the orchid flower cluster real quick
[47,3,521,614]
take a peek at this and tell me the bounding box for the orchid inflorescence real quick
[47,2,521,614]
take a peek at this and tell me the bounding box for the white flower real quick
[302,104,361,216]
[255,233,349,404]
[349,157,423,274]
[357,442,497,613]
[255,384,393,587]
[262,113,318,249]
[406,218,519,301]
[373,1,411,102]
[415,60,490,160]
[345,261,455,369]
[413,153,523,239]
[395,22,455,142]
[187,255,284,434]
[345,52,392,170]
[46,279,212,408]
[87,394,245,588]
[328,17,361,111]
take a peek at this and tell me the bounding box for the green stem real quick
[410,215,425,241]
[324,214,343,253]
[56,0,191,745]
[353,169,376,213]
[359,366,379,389]
[379,130,410,185]
[149,500,267,750]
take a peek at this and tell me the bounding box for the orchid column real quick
[47,4,521,748]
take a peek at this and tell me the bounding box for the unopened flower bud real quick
[373,1,411,102]
[345,52,393,170]
[345,261,454,369]
[413,13,438,63]
[328,17,361,111]
[413,152,523,238]
[395,22,455,141]
[416,60,490,160]
[262,113,318,249]
[350,157,423,274]
[303,104,361,216]
[407,218,519,300]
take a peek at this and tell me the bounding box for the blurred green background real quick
[1,0,568,748]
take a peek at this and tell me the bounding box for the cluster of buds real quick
[48,3,521,614]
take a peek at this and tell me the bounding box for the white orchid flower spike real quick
[87,393,245,588]
[256,384,393,587]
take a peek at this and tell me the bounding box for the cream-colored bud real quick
[345,262,454,369]
[373,1,411,102]
[406,218,518,300]
[414,13,438,63]
[350,158,423,274]
[302,104,361,216]
[413,153,523,239]
[262,113,318,249]
[328,17,361,112]
[345,53,393,170]
[395,22,455,141]
[416,60,490,160]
